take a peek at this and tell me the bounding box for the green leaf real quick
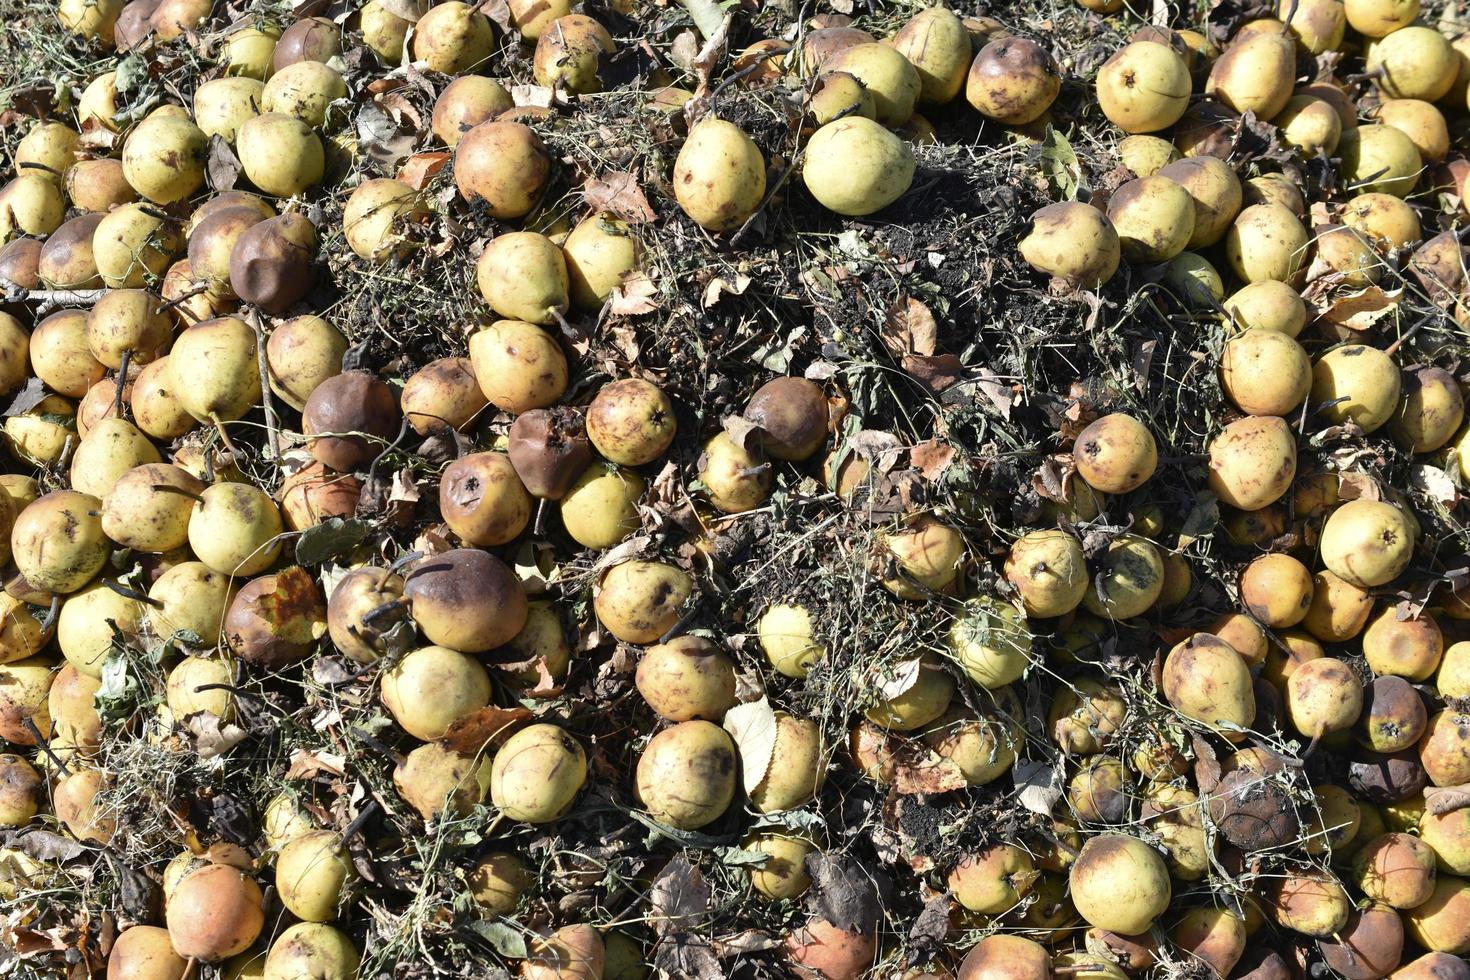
[1039,127,1081,201]
[95,651,139,722]
[469,920,528,959]
[114,53,148,94]
[295,518,370,566]
[679,0,728,39]
[715,846,769,867]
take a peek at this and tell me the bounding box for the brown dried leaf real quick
[1336,471,1382,502]
[702,274,752,308]
[1425,785,1470,814]
[891,751,969,796]
[583,171,657,224]
[186,713,248,759]
[206,135,241,192]
[1315,285,1404,332]
[285,747,347,780]
[901,354,963,392]
[397,151,450,190]
[909,440,955,482]
[439,705,534,755]
[650,855,711,935]
[608,272,659,316]
[882,297,938,358]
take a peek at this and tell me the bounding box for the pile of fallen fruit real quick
[0,0,1468,977]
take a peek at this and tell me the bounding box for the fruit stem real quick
[39,594,62,635]
[112,348,131,419]
[151,484,206,503]
[103,579,164,609]
[24,718,69,777]
[388,550,423,574]
[362,597,409,626]
[209,415,242,459]
[351,726,406,766]
[340,799,380,844]
[154,284,209,317]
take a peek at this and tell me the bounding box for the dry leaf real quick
[186,713,248,759]
[649,855,711,935]
[583,171,657,223]
[901,354,963,392]
[909,441,955,482]
[1336,471,1382,502]
[285,747,347,780]
[1425,784,1470,814]
[1412,464,1459,508]
[702,274,752,308]
[1314,285,1403,331]
[608,272,659,316]
[397,151,450,190]
[1013,757,1063,816]
[723,698,778,795]
[511,84,554,108]
[882,297,938,358]
[439,705,534,755]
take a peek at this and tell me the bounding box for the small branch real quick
[340,799,380,844]
[246,310,280,463]
[25,718,69,776]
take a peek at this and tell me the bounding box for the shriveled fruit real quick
[225,568,328,669]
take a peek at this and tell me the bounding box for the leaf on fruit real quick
[439,705,534,756]
[583,171,657,224]
[296,518,371,566]
[723,698,778,795]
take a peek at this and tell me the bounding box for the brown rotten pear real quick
[403,548,528,652]
[506,408,592,499]
[303,371,401,472]
[744,377,827,461]
[439,451,532,546]
[326,566,405,663]
[966,38,1060,125]
[229,212,318,314]
[224,567,328,669]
